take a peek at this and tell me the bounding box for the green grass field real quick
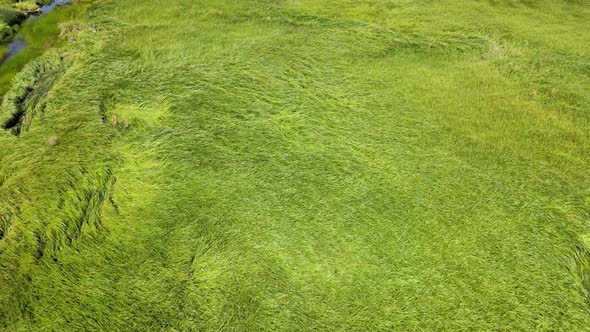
[1,0,590,330]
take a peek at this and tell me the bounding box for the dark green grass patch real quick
[0,7,26,26]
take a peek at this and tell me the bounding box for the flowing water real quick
[35,0,72,15]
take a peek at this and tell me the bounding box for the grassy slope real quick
[1,0,590,330]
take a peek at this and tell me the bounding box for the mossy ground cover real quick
[0,0,589,330]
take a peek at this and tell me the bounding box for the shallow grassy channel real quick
[0,0,590,330]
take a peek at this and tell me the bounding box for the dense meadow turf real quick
[0,0,590,330]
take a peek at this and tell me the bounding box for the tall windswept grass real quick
[0,0,589,330]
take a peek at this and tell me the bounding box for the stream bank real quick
[2,1,71,63]
[0,0,75,95]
